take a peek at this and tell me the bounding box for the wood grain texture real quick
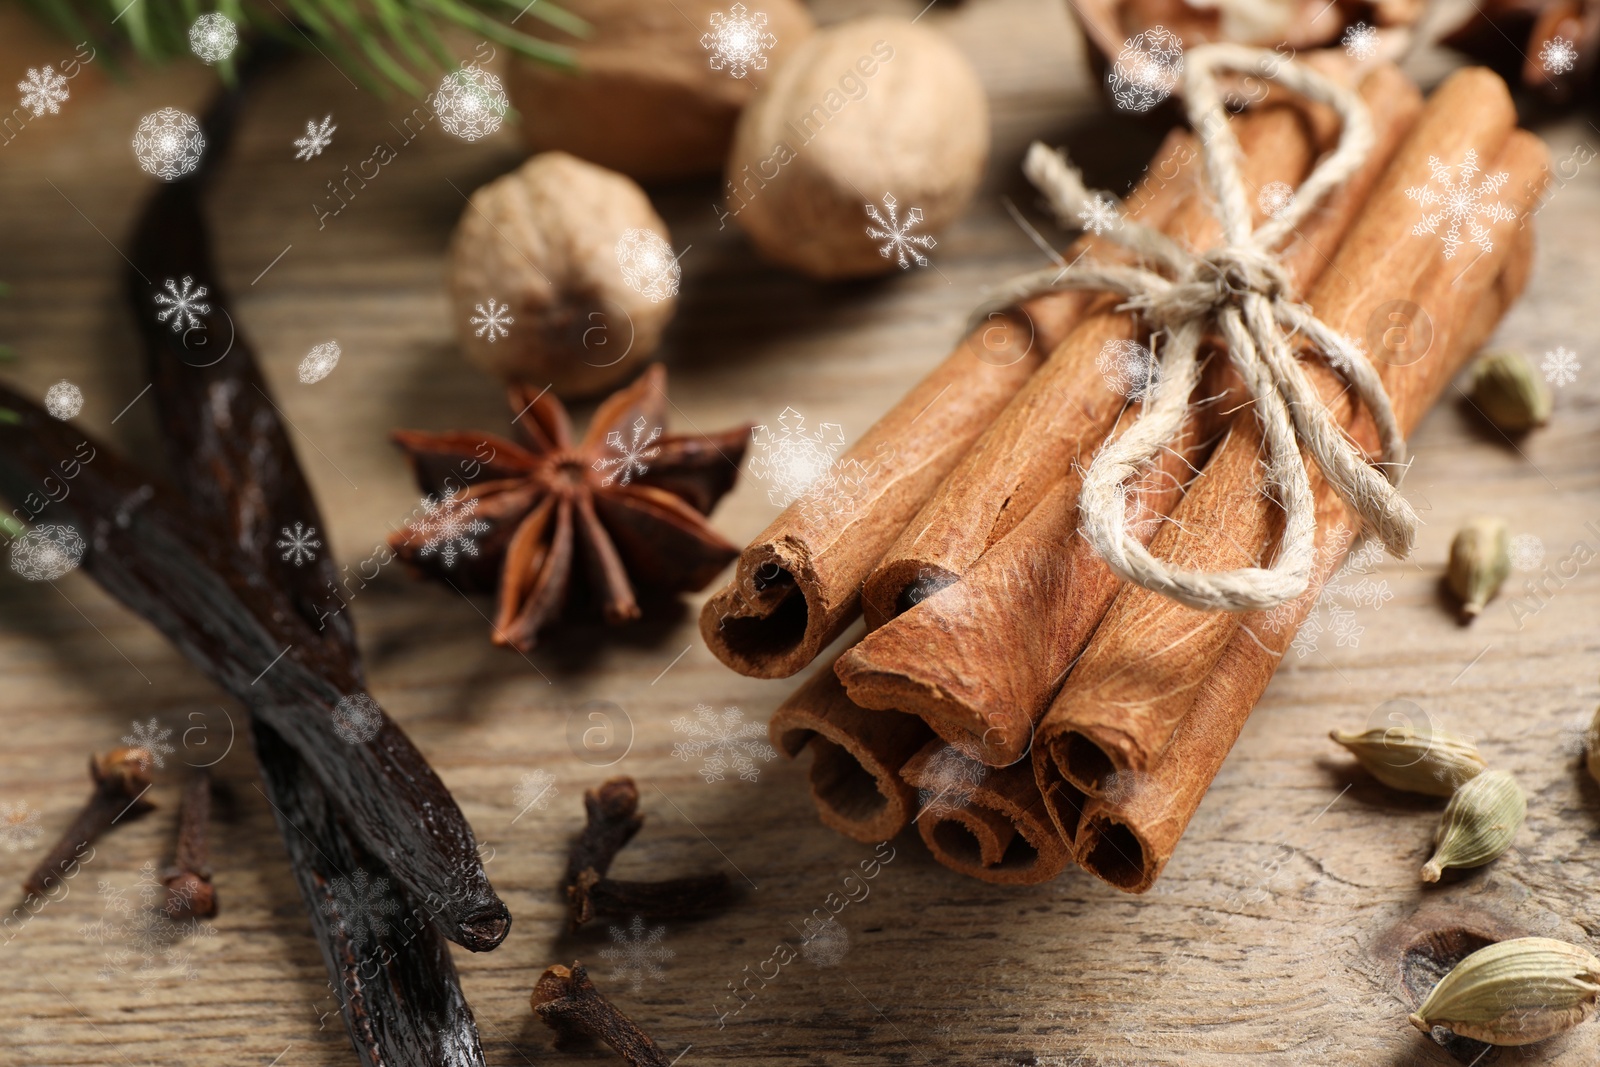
[0,3,1597,1066]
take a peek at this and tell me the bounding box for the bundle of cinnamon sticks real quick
[701,58,1549,892]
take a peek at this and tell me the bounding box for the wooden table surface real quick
[3,3,1599,1065]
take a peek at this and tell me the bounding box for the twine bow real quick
[972,44,1415,612]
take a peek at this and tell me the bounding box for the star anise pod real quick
[388,365,750,652]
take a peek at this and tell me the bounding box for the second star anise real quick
[388,365,750,652]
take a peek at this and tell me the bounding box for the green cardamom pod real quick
[1586,704,1600,787]
[1329,725,1485,797]
[1446,517,1510,621]
[1421,768,1524,882]
[1409,936,1600,1045]
[1470,350,1552,433]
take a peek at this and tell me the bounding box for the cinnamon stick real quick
[1037,67,1521,800]
[698,128,1204,679]
[1074,160,1544,891]
[856,100,1324,627]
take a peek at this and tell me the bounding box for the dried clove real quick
[24,747,155,897]
[531,960,670,1066]
[162,769,217,919]
[564,776,734,927]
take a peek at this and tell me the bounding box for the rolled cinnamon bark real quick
[1074,162,1544,890]
[1038,67,1520,799]
[699,128,1206,679]
[768,657,933,843]
[857,101,1322,628]
[836,65,1421,768]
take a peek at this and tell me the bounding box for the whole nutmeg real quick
[725,17,989,280]
[506,0,815,180]
[447,151,676,398]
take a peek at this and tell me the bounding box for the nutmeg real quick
[724,17,990,280]
[447,151,676,398]
[506,0,815,180]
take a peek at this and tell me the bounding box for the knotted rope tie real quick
[970,43,1416,612]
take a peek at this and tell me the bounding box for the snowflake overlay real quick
[45,379,84,420]
[865,193,936,269]
[294,115,337,161]
[671,704,777,783]
[1108,27,1184,113]
[1508,533,1544,572]
[748,408,845,508]
[701,3,777,79]
[133,108,205,181]
[1260,524,1393,657]
[916,744,987,819]
[469,298,514,342]
[593,417,662,487]
[154,276,211,333]
[1323,332,1366,377]
[1257,180,1296,220]
[18,67,69,117]
[0,800,43,853]
[1542,346,1580,388]
[1405,150,1515,259]
[188,13,238,64]
[331,694,383,745]
[512,769,558,822]
[1541,36,1578,76]
[1342,22,1378,61]
[599,915,674,992]
[8,524,86,581]
[321,869,399,949]
[122,718,176,769]
[407,488,490,568]
[276,522,322,566]
[615,228,681,303]
[799,917,849,967]
[1077,193,1120,236]
[80,861,215,995]
[432,67,508,142]
[298,341,341,383]
[1096,338,1159,400]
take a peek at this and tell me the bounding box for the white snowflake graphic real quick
[614,228,681,303]
[1342,22,1379,61]
[469,298,514,342]
[915,744,987,820]
[670,704,777,783]
[1096,338,1159,400]
[188,13,238,64]
[321,868,399,949]
[700,3,776,79]
[276,522,322,567]
[407,487,490,568]
[1323,332,1366,376]
[865,193,936,269]
[293,114,337,161]
[331,693,383,745]
[511,769,558,823]
[122,718,176,770]
[1405,150,1516,259]
[793,448,891,524]
[748,408,845,509]
[799,916,849,968]
[80,861,216,995]
[1542,346,1580,388]
[298,341,341,383]
[44,379,84,420]
[1077,193,1120,236]
[18,67,68,117]
[153,276,211,333]
[1508,533,1544,572]
[1108,27,1184,113]
[1257,180,1296,220]
[0,800,43,853]
[1541,35,1578,75]
[132,108,205,181]
[592,417,662,487]
[1261,524,1393,657]
[599,915,674,992]
[8,524,86,581]
[432,67,508,142]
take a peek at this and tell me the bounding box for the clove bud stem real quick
[23,747,156,897]
[532,961,669,1067]
[163,769,217,918]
